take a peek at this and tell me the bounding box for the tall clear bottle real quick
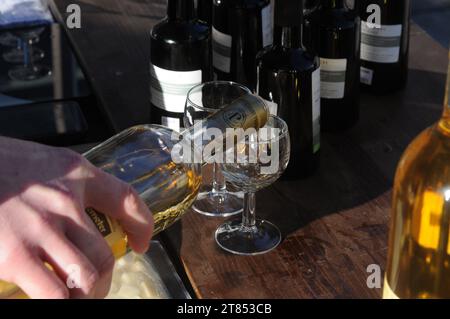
[384,54,450,299]
[256,0,321,179]
[150,0,213,131]
[0,94,269,299]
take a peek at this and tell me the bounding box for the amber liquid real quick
[384,58,450,298]
[100,160,201,247]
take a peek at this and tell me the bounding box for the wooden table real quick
[50,0,449,298]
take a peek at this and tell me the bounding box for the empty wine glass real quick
[184,81,251,217]
[215,115,290,255]
[8,27,50,81]
[1,31,44,64]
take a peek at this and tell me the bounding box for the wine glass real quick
[1,31,44,64]
[184,81,251,217]
[215,115,290,255]
[8,27,51,81]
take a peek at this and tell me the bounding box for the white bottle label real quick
[312,68,321,153]
[161,116,181,132]
[360,66,374,85]
[361,21,402,63]
[212,27,232,73]
[261,4,273,48]
[150,64,202,113]
[320,58,347,99]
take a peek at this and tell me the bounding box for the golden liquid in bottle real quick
[384,55,450,299]
[99,160,201,242]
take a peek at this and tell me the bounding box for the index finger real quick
[83,166,154,254]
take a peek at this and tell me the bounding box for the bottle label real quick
[312,68,321,153]
[383,277,400,299]
[212,27,232,73]
[162,116,181,132]
[361,22,402,63]
[150,64,202,113]
[360,66,374,85]
[85,207,127,259]
[261,4,273,48]
[201,94,268,135]
[320,58,347,99]
[86,207,113,237]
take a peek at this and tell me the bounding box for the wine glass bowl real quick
[1,30,45,64]
[221,116,290,192]
[215,115,291,255]
[6,27,51,81]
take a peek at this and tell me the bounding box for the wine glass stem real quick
[242,192,256,228]
[211,163,226,195]
[22,38,33,68]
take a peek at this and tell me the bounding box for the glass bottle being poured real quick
[0,93,269,298]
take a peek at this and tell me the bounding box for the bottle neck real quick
[273,25,303,49]
[180,95,269,164]
[167,0,196,21]
[322,0,344,9]
[274,0,304,49]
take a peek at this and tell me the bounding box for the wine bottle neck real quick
[273,26,303,49]
[180,95,269,165]
[274,0,304,48]
[167,0,196,21]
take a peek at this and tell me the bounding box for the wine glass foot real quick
[215,219,282,255]
[192,191,243,217]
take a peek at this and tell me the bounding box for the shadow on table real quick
[260,68,446,236]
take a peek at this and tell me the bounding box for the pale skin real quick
[0,137,154,299]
